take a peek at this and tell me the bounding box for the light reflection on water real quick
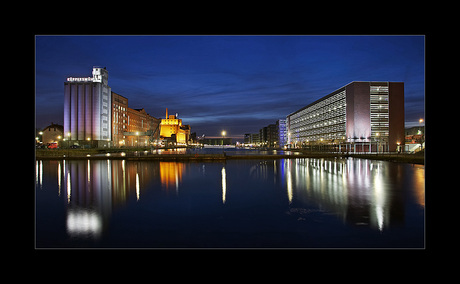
[35,158,424,248]
[281,158,419,231]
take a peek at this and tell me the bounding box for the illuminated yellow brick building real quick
[160,108,190,144]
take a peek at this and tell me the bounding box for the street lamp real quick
[418,118,424,151]
[221,130,226,150]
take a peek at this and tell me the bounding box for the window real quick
[370,85,389,138]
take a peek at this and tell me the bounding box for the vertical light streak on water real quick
[286,160,293,204]
[136,173,140,201]
[58,161,61,196]
[39,160,43,189]
[67,172,71,204]
[222,166,226,204]
[87,159,91,183]
[372,163,386,231]
[36,160,38,186]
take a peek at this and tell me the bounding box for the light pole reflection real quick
[136,173,140,201]
[222,166,227,204]
[286,160,293,204]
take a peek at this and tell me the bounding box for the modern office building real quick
[245,133,260,145]
[259,124,278,147]
[277,119,287,147]
[287,81,404,152]
[244,123,280,147]
[64,67,112,147]
[251,133,260,144]
[244,134,251,144]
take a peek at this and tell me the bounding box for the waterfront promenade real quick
[35,148,424,164]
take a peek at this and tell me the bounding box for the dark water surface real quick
[35,158,424,248]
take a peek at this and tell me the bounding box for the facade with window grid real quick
[287,81,404,152]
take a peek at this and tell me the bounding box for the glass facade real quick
[289,89,346,145]
[278,119,287,147]
[286,81,404,152]
[370,84,389,139]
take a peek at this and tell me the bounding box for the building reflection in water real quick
[159,162,183,194]
[51,159,161,240]
[36,160,43,189]
[412,165,425,208]
[285,160,293,204]
[37,157,423,240]
[282,158,414,231]
[38,160,186,240]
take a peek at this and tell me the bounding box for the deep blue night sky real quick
[35,35,424,140]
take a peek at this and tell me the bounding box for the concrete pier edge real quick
[35,150,424,164]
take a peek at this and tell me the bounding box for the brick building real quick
[112,92,128,146]
[126,107,160,147]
